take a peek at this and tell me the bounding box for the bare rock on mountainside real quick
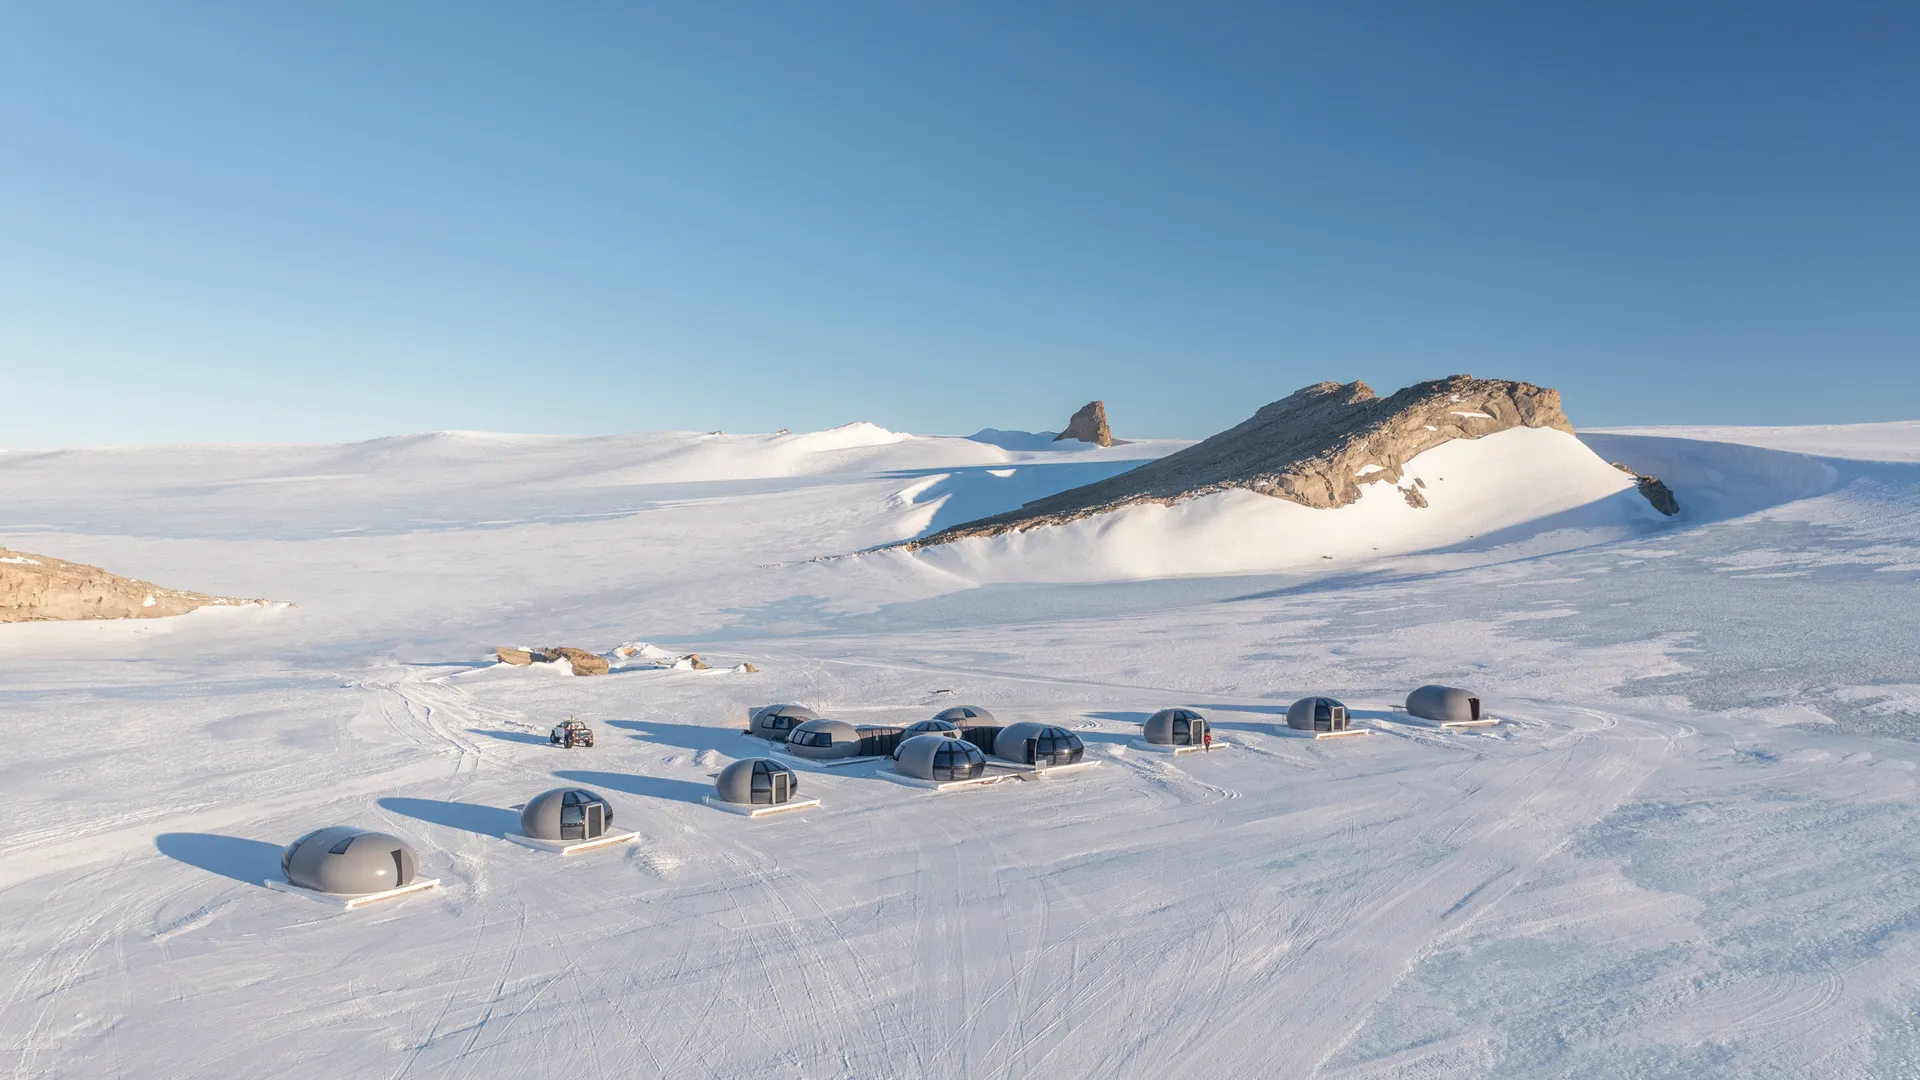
[1,548,269,623]
[906,375,1573,547]
[1052,401,1114,447]
[495,647,535,665]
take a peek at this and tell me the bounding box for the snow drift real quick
[913,426,1658,582]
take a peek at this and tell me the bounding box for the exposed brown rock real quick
[495,647,535,666]
[0,548,268,623]
[543,646,610,676]
[684,653,710,670]
[1052,401,1114,447]
[906,375,1573,547]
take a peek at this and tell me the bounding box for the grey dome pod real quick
[1286,696,1350,732]
[520,788,615,842]
[894,734,988,781]
[783,718,863,759]
[282,827,420,895]
[715,758,801,805]
[749,703,819,742]
[894,719,961,755]
[992,722,1085,766]
[1144,708,1208,746]
[1407,685,1481,724]
[932,705,996,725]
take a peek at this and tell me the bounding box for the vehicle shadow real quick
[471,728,550,746]
[155,832,285,886]
[555,770,710,805]
[379,797,520,839]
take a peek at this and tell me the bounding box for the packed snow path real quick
[2,422,1918,1077]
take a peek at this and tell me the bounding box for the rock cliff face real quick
[1052,401,1113,447]
[0,549,267,623]
[908,375,1574,547]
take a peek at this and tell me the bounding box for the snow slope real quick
[2,419,1919,1078]
[911,427,1658,583]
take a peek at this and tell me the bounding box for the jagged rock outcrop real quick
[1611,463,1681,516]
[906,375,1573,547]
[0,548,269,623]
[1052,401,1113,447]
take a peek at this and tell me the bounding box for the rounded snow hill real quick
[911,427,1662,583]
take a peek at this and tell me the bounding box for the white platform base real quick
[767,749,887,770]
[1438,718,1501,729]
[1279,727,1372,740]
[1129,739,1230,755]
[264,877,442,910]
[703,795,822,817]
[876,768,1026,792]
[984,759,1105,777]
[504,829,638,855]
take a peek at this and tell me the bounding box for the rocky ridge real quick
[1,548,270,623]
[904,375,1578,547]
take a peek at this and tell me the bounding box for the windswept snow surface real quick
[3,420,1920,1078]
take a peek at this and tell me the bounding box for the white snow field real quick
[3,419,1920,1078]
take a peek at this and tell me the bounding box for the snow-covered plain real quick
[3,419,1920,1078]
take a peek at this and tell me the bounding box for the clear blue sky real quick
[3,3,1916,446]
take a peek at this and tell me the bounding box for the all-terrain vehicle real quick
[550,718,594,748]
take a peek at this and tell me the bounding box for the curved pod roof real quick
[932,705,997,725]
[749,703,819,742]
[894,735,988,781]
[1144,708,1208,746]
[993,722,1086,765]
[1286,696,1350,732]
[1407,685,1480,724]
[282,827,421,896]
[784,718,863,759]
[521,787,615,841]
[715,758,801,804]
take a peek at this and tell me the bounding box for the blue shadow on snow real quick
[155,832,285,886]
[379,796,519,839]
[555,770,709,805]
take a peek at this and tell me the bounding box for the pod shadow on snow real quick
[555,770,709,805]
[471,728,550,746]
[605,719,752,754]
[155,832,285,886]
[1198,703,1288,717]
[379,797,519,839]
